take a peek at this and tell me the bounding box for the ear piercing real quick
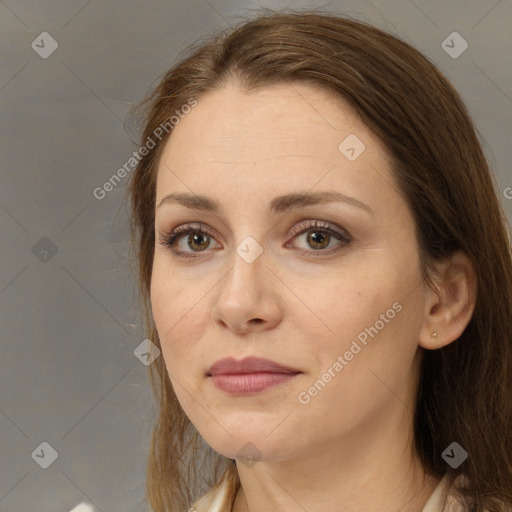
[431,330,439,340]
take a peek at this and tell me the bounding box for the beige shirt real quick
[189,473,472,512]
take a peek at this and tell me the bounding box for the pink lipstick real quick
[207,356,301,394]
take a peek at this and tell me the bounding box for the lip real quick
[209,373,299,394]
[207,356,300,376]
[207,356,302,395]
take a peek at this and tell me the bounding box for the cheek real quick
[150,277,204,413]
[290,269,386,338]
[298,264,421,374]
[150,255,191,332]
[150,264,210,374]
[150,266,187,359]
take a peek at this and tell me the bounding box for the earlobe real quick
[419,250,477,350]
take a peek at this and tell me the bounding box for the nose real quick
[211,240,282,334]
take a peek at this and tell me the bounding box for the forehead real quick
[155,81,397,209]
[162,82,369,154]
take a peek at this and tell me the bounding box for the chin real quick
[203,429,289,463]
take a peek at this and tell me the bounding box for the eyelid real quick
[158,219,352,257]
[157,222,217,247]
[160,219,349,241]
[159,219,354,260]
[288,219,351,239]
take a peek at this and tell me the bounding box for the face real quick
[151,81,430,463]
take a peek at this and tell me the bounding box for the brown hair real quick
[126,10,512,512]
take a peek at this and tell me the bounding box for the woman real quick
[127,10,512,512]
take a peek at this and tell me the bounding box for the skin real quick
[150,81,476,512]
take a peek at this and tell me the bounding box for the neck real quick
[231,406,440,512]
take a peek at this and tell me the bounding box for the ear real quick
[419,250,477,350]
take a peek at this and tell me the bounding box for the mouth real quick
[207,356,302,395]
[207,356,300,376]
[208,371,301,394]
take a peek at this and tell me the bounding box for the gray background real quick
[1,1,511,511]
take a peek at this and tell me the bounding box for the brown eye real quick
[158,223,220,259]
[159,220,352,259]
[287,220,352,256]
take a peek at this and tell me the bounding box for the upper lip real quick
[207,356,301,376]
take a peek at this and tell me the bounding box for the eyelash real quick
[157,220,352,260]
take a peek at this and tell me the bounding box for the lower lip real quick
[209,372,300,394]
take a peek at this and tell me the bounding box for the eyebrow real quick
[156,191,374,216]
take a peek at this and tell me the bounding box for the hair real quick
[126,9,512,512]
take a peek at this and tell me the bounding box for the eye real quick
[286,220,352,256]
[158,220,352,259]
[158,223,220,259]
